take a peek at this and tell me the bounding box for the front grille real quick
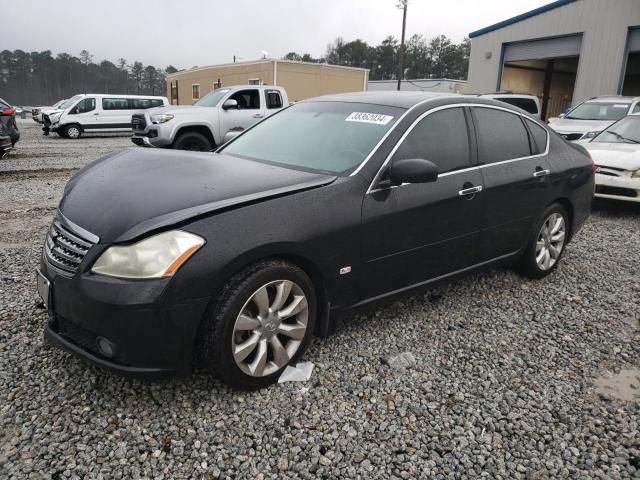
[44,220,94,276]
[55,316,98,354]
[131,113,146,131]
[595,185,638,198]
[560,133,583,141]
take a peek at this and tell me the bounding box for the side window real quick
[392,107,470,174]
[102,98,129,110]
[72,98,96,114]
[151,99,164,107]
[525,119,548,155]
[230,89,260,110]
[128,98,161,109]
[473,108,531,163]
[265,90,283,109]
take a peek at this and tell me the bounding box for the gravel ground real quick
[1,122,639,479]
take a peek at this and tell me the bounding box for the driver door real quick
[218,89,265,138]
[361,106,486,299]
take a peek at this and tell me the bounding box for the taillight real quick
[1,108,15,116]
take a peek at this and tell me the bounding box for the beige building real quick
[166,59,369,105]
[467,0,640,120]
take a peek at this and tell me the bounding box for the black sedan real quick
[38,93,594,389]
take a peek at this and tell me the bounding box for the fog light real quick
[96,337,115,358]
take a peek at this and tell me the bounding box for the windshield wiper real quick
[607,130,640,144]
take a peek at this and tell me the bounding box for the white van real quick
[44,94,169,138]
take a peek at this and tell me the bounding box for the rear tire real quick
[173,131,212,151]
[515,203,569,279]
[196,260,317,390]
[63,124,81,139]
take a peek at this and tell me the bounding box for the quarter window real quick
[473,108,531,164]
[192,84,200,100]
[230,89,260,110]
[392,107,470,173]
[72,98,96,114]
[265,90,283,109]
[525,119,548,155]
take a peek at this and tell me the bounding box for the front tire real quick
[197,260,317,389]
[516,203,569,279]
[63,124,82,139]
[173,131,212,151]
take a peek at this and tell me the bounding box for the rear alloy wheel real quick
[516,203,569,279]
[64,124,81,139]
[197,260,316,389]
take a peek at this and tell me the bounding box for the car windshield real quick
[221,101,404,175]
[566,101,630,121]
[195,88,231,107]
[59,95,82,110]
[592,116,640,144]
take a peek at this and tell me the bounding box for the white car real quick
[581,113,640,203]
[550,96,640,142]
[45,94,169,138]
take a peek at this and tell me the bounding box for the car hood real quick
[59,148,336,243]
[145,105,210,116]
[584,142,640,171]
[549,118,616,134]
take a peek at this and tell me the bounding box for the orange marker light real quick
[163,245,201,276]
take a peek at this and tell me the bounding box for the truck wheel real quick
[63,124,82,139]
[173,132,212,151]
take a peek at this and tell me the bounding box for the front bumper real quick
[40,258,211,377]
[594,172,640,203]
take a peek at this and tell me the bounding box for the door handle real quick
[93,112,99,115]
[533,168,550,177]
[458,185,483,196]
[253,113,264,119]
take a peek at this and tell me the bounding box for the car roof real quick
[73,93,167,99]
[301,91,462,109]
[480,93,538,99]
[586,96,640,104]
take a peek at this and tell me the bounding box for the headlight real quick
[91,230,205,279]
[150,113,174,124]
[632,169,640,179]
[50,113,62,123]
[581,131,600,140]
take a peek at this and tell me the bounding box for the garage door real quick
[629,28,640,53]
[504,35,583,62]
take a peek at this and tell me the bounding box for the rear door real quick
[218,89,265,137]
[361,106,485,299]
[471,106,552,261]
[99,97,130,131]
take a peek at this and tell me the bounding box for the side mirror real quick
[222,99,239,110]
[388,158,439,185]
[558,113,566,119]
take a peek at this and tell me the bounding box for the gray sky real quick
[6,0,552,69]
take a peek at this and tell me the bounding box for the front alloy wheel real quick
[197,259,316,389]
[535,212,566,271]
[232,280,309,377]
[64,125,81,139]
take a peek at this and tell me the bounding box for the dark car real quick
[0,124,12,158]
[0,97,20,146]
[38,93,594,389]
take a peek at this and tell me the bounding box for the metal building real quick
[165,59,368,105]
[467,0,640,119]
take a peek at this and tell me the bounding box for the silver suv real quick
[131,85,289,151]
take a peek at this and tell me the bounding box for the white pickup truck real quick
[131,85,289,151]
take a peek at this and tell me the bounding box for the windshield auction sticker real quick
[345,112,394,125]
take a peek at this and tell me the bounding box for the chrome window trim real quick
[366,103,551,194]
[349,98,439,176]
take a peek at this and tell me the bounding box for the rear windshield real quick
[567,102,630,121]
[222,101,404,175]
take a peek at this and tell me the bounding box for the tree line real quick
[1,33,469,105]
[0,49,177,106]
[284,34,470,81]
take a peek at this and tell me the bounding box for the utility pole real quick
[397,0,408,91]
